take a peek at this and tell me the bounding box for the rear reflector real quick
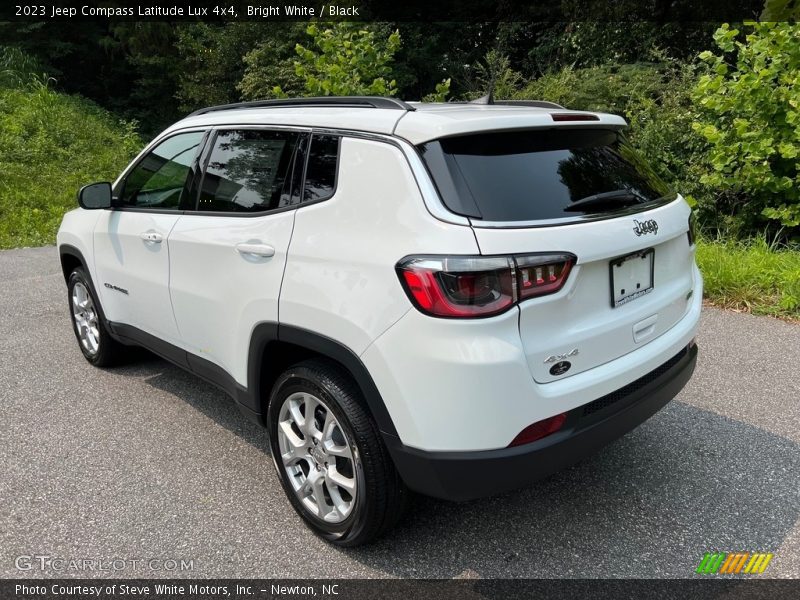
[397,253,576,318]
[509,413,567,447]
[551,113,599,122]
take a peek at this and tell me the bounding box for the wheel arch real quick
[59,244,88,282]
[247,323,399,438]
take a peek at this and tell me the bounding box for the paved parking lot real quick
[1,246,798,578]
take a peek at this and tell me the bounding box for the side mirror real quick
[77,182,113,209]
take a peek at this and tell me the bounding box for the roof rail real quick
[492,100,566,109]
[186,96,415,118]
[466,98,566,110]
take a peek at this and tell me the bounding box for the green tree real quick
[761,0,800,20]
[273,23,401,97]
[465,50,523,100]
[693,22,800,232]
[238,24,307,100]
[175,23,259,110]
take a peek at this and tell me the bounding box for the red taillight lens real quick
[509,413,567,447]
[399,256,515,318]
[515,254,574,300]
[397,253,575,318]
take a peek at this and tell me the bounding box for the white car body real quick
[58,97,701,505]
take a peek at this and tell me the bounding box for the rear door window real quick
[198,129,301,213]
[418,129,673,222]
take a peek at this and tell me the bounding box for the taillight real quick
[398,256,515,318]
[396,253,576,318]
[509,413,567,447]
[516,254,574,300]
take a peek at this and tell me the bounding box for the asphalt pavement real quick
[1,246,798,578]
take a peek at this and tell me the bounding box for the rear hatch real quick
[418,126,697,382]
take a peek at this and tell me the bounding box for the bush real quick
[0,49,141,248]
[694,23,800,234]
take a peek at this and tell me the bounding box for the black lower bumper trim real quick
[384,343,698,501]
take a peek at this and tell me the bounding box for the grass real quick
[0,77,141,249]
[696,236,800,320]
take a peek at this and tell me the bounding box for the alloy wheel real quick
[71,281,100,355]
[276,391,358,523]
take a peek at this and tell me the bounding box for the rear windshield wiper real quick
[564,189,646,212]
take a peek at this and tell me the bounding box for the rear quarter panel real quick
[279,136,478,355]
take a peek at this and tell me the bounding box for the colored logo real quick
[696,552,774,575]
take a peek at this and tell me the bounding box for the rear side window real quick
[198,130,300,213]
[121,131,204,210]
[303,134,339,203]
[418,129,673,222]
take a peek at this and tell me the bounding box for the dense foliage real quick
[1,13,799,243]
[0,47,141,248]
[694,22,800,231]
[274,23,401,98]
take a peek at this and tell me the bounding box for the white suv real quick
[57,96,702,545]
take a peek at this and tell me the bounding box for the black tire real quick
[267,359,408,546]
[67,268,128,367]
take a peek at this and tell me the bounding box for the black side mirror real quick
[77,182,113,209]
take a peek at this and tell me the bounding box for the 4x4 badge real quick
[633,219,658,236]
[544,348,579,363]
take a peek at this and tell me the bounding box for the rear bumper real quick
[385,342,697,501]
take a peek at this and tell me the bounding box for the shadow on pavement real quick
[121,354,799,578]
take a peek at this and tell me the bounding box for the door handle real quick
[139,231,163,243]
[235,242,275,258]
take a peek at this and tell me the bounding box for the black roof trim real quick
[187,96,415,118]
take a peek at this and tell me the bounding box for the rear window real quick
[418,129,673,222]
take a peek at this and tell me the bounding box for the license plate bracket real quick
[610,248,654,308]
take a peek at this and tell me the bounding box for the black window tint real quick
[286,134,309,207]
[419,129,672,222]
[199,130,300,213]
[303,135,339,203]
[121,131,204,209]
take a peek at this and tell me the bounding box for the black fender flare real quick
[58,244,88,280]
[246,323,399,438]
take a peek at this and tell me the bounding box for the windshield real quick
[418,129,673,222]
